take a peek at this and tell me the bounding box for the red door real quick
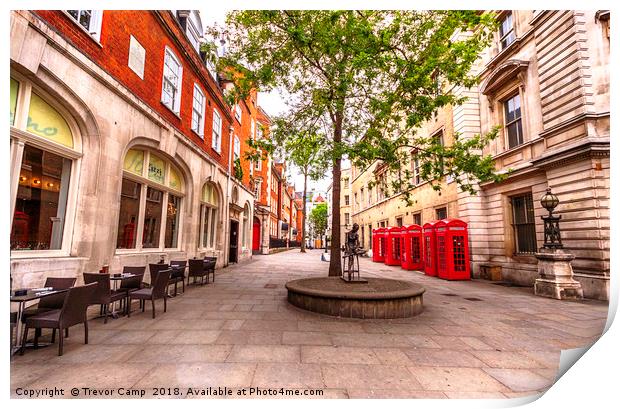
[252,217,261,251]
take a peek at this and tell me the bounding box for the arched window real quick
[242,203,250,249]
[199,182,219,249]
[10,76,81,253]
[116,148,184,251]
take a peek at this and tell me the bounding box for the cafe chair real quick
[127,269,171,319]
[204,259,216,283]
[188,259,208,286]
[21,282,98,356]
[21,277,77,342]
[83,272,126,323]
[118,266,146,314]
[169,260,186,296]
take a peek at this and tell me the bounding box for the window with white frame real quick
[254,178,262,201]
[161,47,183,114]
[255,149,263,171]
[199,183,219,249]
[191,84,206,136]
[234,104,242,123]
[412,155,421,185]
[257,125,264,139]
[504,93,523,149]
[212,109,222,153]
[499,12,516,49]
[186,11,202,52]
[233,135,241,160]
[66,10,103,42]
[10,76,81,253]
[251,119,256,140]
[116,148,184,251]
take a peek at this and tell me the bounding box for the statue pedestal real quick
[534,248,583,300]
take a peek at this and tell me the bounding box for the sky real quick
[199,8,332,194]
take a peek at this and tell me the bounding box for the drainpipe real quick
[224,124,234,266]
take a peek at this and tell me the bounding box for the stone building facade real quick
[350,105,458,252]
[9,10,262,287]
[349,10,609,300]
[464,10,610,300]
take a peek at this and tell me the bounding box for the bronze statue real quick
[342,223,366,282]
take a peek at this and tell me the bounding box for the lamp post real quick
[540,188,563,249]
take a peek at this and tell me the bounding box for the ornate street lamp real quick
[540,188,563,249]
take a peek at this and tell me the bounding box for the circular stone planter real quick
[285,277,425,319]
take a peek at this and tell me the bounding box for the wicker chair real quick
[127,269,171,319]
[203,260,216,283]
[188,259,208,285]
[118,266,147,313]
[83,273,126,323]
[169,260,187,296]
[21,282,98,356]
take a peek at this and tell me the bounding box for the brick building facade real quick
[9,10,266,286]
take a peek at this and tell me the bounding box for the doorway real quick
[252,217,261,252]
[229,220,239,263]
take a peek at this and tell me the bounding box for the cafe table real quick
[109,273,139,317]
[10,288,69,356]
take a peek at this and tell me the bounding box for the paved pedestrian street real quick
[11,250,608,399]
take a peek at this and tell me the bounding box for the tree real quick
[210,11,502,276]
[309,203,328,245]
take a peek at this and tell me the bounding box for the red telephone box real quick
[423,221,438,276]
[402,224,424,271]
[372,228,386,262]
[384,226,402,266]
[436,219,471,280]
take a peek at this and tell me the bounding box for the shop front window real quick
[116,148,184,252]
[200,183,219,249]
[11,146,71,250]
[10,76,80,254]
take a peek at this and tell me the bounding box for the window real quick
[185,12,202,52]
[255,149,263,171]
[413,213,422,226]
[434,131,445,175]
[412,156,421,185]
[233,135,241,160]
[161,48,183,114]
[344,195,350,206]
[199,183,219,249]
[344,213,350,226]
[396,217,403,227]
[251,119,256,140]
[10,77,79,253]
[254,179,262,201]
[212,109,222,153]
[66,10,103,42]
[257,125,264,139]
[234,104,242,123]
[504,93,523,149]
[191,84,206,136]
[499,12,516,49]
[343,178,349,189]
[436,207,447,220]
[511,193,537,254]
[12,146,72,250]
[116,148,184,250]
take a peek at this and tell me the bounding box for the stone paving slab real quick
[10,249,608,399]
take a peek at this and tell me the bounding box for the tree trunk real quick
[328,114,343,276]
[300,173,308,253]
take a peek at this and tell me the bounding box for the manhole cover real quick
[264,284,277,289]
[464,297,483,301]
[440,293,458,297]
